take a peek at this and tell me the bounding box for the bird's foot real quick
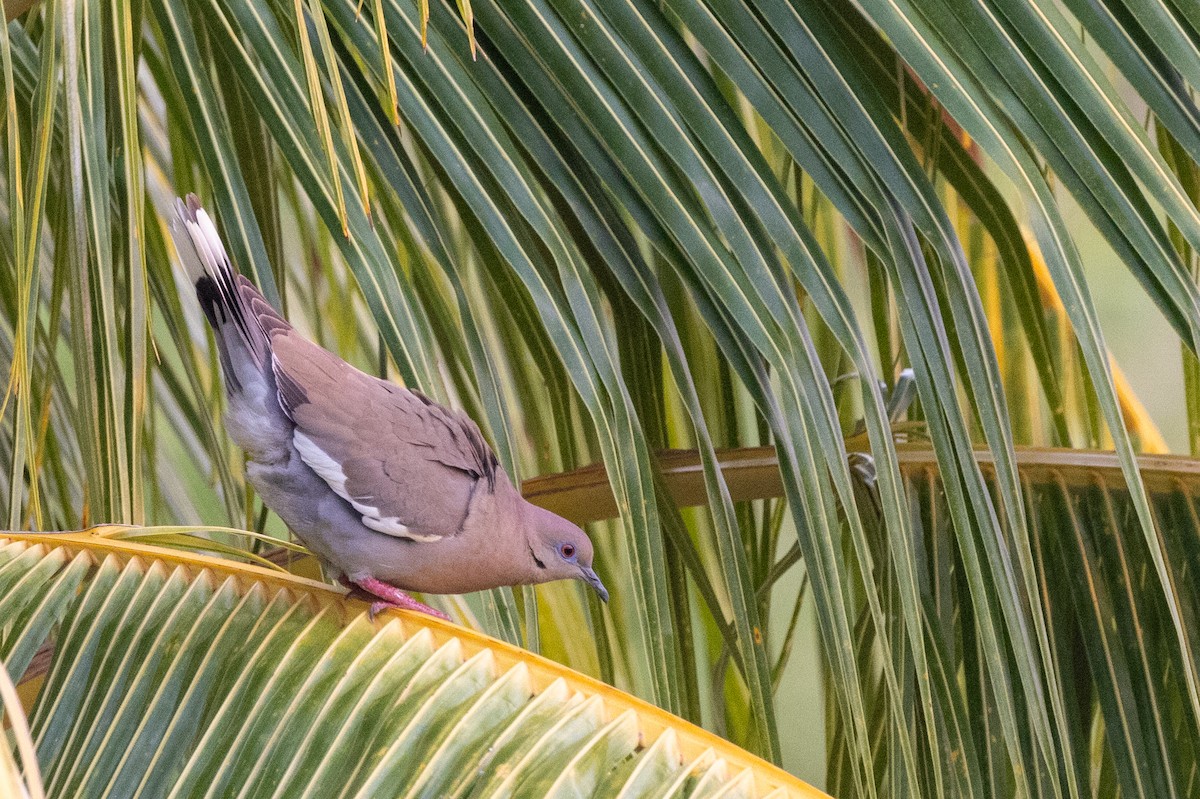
[348,576,451,622]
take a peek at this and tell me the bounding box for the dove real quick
[171,195,608,620]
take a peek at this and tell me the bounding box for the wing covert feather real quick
[268,330,498,540]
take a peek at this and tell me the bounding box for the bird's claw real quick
[367,599,450,622]
[352,576,451,622]
[368,601,389,622]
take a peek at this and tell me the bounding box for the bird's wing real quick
[264,327,498,542]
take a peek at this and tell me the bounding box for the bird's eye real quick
[559,543,576,560]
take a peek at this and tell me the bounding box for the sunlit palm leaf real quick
[4,0,1200,794]
[0,532,821,798]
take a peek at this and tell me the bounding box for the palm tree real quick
[2,0,1199,795]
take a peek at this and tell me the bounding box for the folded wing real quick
[263,323,498,542]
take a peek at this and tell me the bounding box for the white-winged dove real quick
[171,195,608,620]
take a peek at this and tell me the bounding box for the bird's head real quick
[522,502,608,602]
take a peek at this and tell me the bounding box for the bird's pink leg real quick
[347,576,451,621]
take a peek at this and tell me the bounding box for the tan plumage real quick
[172,195,608,619]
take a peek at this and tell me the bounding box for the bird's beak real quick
[579,566,609,603]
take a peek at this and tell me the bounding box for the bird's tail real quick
[170,194,271,393]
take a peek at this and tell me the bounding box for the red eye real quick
[560,544,576,559]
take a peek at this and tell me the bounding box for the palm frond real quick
[1,532,820,798]
[3,0,1200,793]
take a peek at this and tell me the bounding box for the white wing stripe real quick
[294,430,349,496]
[293,430,437,542]
[362,515,439,541]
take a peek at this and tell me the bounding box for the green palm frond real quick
[3,0,1200,794]
[2,532,821,798]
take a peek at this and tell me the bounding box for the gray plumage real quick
[171,195,607,618]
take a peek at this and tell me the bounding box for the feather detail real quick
[293,430,443,542]
[171,195,263,369]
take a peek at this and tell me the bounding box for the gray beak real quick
[580,566,609,603]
